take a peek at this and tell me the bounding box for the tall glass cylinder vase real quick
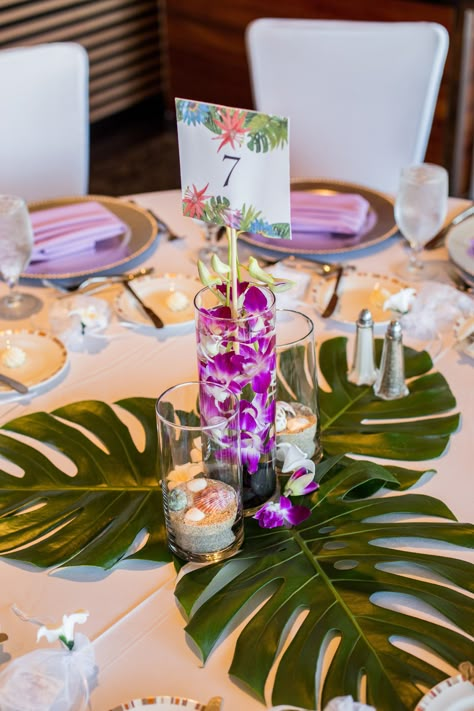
[156,381,243,563]
[194,284,277,514]
[276,309,322,463]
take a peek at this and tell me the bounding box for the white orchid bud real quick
[197,259,222,287]
[247,256,275,285]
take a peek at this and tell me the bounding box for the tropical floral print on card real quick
[175,98,291,239]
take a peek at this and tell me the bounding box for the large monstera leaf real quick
[317,337,459,460]
[0,337,462,571]
[0,398,170,569]
[175,457,473,711]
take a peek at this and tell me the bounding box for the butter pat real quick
[166,290,190,312]
[1,346,26,369]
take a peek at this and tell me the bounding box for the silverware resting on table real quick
[321,265,345,318]
[251,252,353,277]
[0,373,29,394]
[128,200,184,241]
[44,267,154,297]
[122,279,164,329]
[424,203,474,250]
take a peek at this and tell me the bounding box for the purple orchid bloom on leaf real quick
[284,467,319,497]
[254,495,311,529]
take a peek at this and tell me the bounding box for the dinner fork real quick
[128,200,184,241]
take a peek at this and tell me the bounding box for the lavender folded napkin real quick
[291,191,371,235]
[31,201,128,262]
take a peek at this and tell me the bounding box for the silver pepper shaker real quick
[348,308,378,385]
[374,320,409,400]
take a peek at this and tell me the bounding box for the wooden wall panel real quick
[0,0,165,122]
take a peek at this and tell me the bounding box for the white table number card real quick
[175,98,291,240]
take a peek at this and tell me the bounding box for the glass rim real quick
[194,283,276,323]
[400,163,448,182]
[155,380,239,432]
[276,308,314,348]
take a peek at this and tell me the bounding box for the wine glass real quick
[394,163,448,281]
[197,221,228,266]
[0,195,42,319]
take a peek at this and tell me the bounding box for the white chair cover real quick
[0,42,89,202]
[246,20,449,193]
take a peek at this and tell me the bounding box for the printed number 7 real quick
[223,155,241,187]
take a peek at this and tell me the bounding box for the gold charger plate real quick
[239,178,397,256]
[23,195,158,281]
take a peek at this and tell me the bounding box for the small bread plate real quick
[454,315,474,358]
[446,217,474,285]
[0,329,68,396]
[312,271,409,325]
[239,178,397,257]
[414,673,474,710]
[109,696,206,711]
[115,273,201,329]
[23,195,158,283]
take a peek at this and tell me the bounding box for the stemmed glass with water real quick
[394,163,448,281]
[0,195,42,319]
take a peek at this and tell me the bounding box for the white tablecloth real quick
[0,190,472,711]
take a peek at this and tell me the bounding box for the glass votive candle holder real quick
[156,381,243,562]
[276,309,322,462]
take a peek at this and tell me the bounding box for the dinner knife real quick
[321,266,344,318]
[0,373,29,394]
[122,280,164,328]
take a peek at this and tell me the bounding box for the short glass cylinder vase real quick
[276,309,322,463]
[156,381,243,563]
[194,284,277,514]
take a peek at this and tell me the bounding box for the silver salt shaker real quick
[374,320,409,400]
[348,308,378,385]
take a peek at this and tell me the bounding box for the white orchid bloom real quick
[37,609,89,650]
[167,462,203,489]
[276,442,315,474]
[383,287,417,314]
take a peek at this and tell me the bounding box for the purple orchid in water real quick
[254,495,311,529]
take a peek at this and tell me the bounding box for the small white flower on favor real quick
[383,288,417,314]
[276,442,315,475]
[167,462,203,489]
[37,609,89,650]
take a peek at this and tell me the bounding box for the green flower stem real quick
[228,226,238,318]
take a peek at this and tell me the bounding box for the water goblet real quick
[0,195,42,319]
[394,163,448,281]
[197,221,228,266]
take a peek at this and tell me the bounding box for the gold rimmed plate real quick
[0,329,68,395]
[239,178,397,256]
[23,195,158,282]
[109,696,206,711]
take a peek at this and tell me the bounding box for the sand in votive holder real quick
[156,380,243,563]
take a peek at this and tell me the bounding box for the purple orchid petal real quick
[254,495,311,529]
[252,369,272,393]
[285,504,312,526]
